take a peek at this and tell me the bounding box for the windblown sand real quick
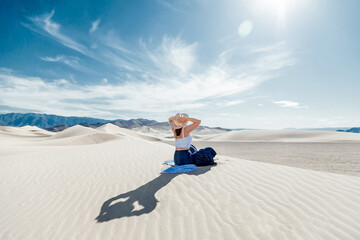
[165,129,360,176]
[164,141,360,177]
[0,124,359,240]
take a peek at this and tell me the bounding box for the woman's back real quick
[170,114,200,150]
[174,127,192,149]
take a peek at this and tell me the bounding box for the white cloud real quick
[216,100,245,107]
[54,79,70,85]
[253,51,295,71]
[251,41,287,53]
[24,10,88,55]
[23,11,294,108]
[0,68,12,74]
[161,36,198,73]
[1,34,296,119]
[40,55,79,66]
[138,35,198,74]
[273,100,308,108]
[274,100,298,107]
[89,18,101,33]
[39,55,94,73]
[0,72,111,117]
[156,0,183,12]
[104,31,133,54]
[218,34,237,43]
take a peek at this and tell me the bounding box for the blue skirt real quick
[174,145,197,165]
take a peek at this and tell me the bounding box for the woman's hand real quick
[168,116,175,122]
[176,116,187,122]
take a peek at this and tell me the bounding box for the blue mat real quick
[162,160,200,173]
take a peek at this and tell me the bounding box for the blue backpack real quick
[192,147,217,166]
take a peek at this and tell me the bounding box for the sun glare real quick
[238,20,253,37]
[250,0,303,24]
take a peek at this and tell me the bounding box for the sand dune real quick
[49,125,104,139]
[44,132,123,146]
[28,124,122,146]
[0,125,54,137]
[0,126,359,240]
[205,129,360,142]
[97,123,161,141]
[19,125,46,131]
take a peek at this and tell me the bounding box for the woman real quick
[168,113,217,166]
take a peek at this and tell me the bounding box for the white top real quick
[174,127,192,149]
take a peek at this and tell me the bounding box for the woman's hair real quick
[175,128,182,136]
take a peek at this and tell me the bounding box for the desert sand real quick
[0,124,359,240]
[164,141,360,176]
[203,129,360,142]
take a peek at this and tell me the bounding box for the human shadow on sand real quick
[95,166,214,222]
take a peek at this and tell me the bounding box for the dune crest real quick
[97,123,161,141]
[206,129,360,142]
[49,125,103,139]
[0,125,53,137]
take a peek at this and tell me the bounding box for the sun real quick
[270,0,287,19]
[250,0,302,24]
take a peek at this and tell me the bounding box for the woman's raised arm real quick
[184,117,201,132]
[168,116,175,130]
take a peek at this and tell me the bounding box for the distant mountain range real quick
[285,127,351,131]
[0,113,230,134]
[46,118,167,132]
[290,127,360,133]
[233,127,360,133]
[0,113,357,134]
[337,128,360,133]
[0,113,116,129]
[230,128,259,131]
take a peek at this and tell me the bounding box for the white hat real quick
[173,113,189,129]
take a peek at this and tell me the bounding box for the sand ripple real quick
[0,126,359,239]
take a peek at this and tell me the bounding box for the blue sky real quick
[0,0,359,129]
